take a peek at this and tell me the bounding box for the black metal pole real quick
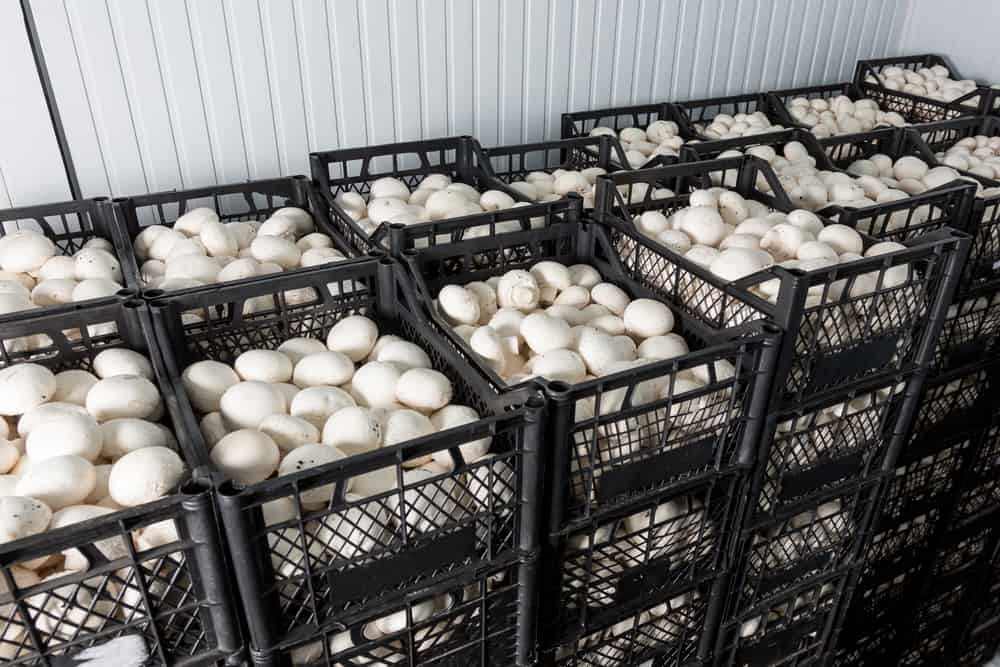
[19,0,82,200]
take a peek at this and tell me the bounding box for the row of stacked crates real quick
[0,51,993,667]
[557,54,997,666]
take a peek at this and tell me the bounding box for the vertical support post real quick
[216,487,280,656]
[516,396,546,666]
[376,256,398,320]
[181,484,245,660]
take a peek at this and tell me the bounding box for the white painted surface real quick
[11,0,912,203]
[901,0,1000,83]
[0,0,70,206]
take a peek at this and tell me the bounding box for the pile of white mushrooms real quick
[589,120,687,168]
[706,141,978,236]
[506,168,607,209]
[933,135,1000,189]
[334,175,524,237]
[0,351,186,651]
[629,182,910,316]
[691,111,783,141]
[433,260,740,507]
[784,95,906,138]
[133,206,345,291]
[556,591,699,662]
[434,261,686,386]
[864,64,981,105]
[0,230,123,316]
[183,315,492,484]
[181,316,511,582]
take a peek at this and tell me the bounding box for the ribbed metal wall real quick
[20,0,910,201]
[0,1,73,207]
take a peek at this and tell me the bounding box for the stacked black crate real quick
[148,256,547,667]
[828,362,998,664]
[591,155,972,666]
[818,116,1000,665]
[395,198,781,666]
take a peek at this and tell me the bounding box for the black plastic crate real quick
[954,420,1000,523]
[0,196,118,261]
[560,103,684,169]
[767,82,915,167]
[963,542,1000,648]
[749,374,912,519]
[879,441,969,527]
[548,580,715,667]
[259,560,524,667]
[907,361,998,458]
[595,155,972,405]
[671,93,788,142]
[729,480,880,609]
[714,567,847,667]
[109,175,353,297]
[854,54,995,122]
[903,116,1000,293]
[892,518,1000,667]
[398,199,779,526]
[843,545,928,642]
[897,614,961,667]
[0,297,240,666]
[927,518,997,584]
[768,81,910,134]
[679,127,973,245]
[802,134,977,244]
[677,123,901,179]
[957,631,1000,667]
[933,284,1000,372]
[830,620,903,667]
[0,196,133,296]
[147,257,544,662]
[539,473,741,647]
[475,136,634,202]
[310,136,528,254]
[678,126,833,166]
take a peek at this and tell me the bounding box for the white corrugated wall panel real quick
[26,0,911,200]
[0,1,70,206]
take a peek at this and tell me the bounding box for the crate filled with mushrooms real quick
[0,296,240,666]
[278,561,523,667]
[399,197,777,524]
[596,153,971,404]
[309,136,535,254]
[538,474,741,648]
[560,102,689,169]
[769,83,909,140]
[147,256,542,665]
[397,199,776,649]
[855,54,995,122]
[474,135,635,210]
[678,128,975,245]
[671,92,789,143]
[715,567,848,667]
[748,375,909,520]
[903,116,1000,291]
[108,176,353,300]
[550,582,712,666]
[731,478,881,613]
[0,198,132,319]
